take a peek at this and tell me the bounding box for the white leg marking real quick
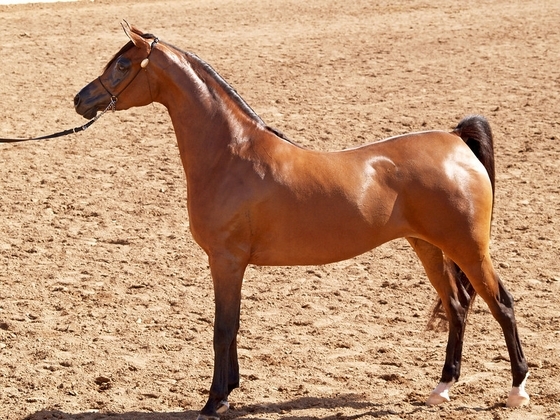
[506,372,530,407]
[216,400,230,414]
[426,380,455,406]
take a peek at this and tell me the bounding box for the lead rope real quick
[0,97,117,143]
[1,36,158,144]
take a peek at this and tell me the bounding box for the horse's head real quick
[74,22,159,119]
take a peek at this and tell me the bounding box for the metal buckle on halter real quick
[109,96,117,112]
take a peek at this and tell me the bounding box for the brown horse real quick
[74,23,530,419]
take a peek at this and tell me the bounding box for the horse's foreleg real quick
[198,256,246,420]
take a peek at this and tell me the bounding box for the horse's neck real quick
[159,57,263,182]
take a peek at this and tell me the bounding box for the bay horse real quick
[74,23,530,419]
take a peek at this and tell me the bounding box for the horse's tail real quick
[453,114,495,203]
[427,115,495,331]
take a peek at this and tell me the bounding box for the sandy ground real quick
[1,0,559,419]
[0,1,76,5]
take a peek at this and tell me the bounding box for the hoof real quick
[196,415,219,420]
[506,392,530,408]
[196,400,229,420]
[216,400,230,414]
[507,373,530,408]
[426,381,454,406]
[426,391,450,406]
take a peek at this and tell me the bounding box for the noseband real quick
[98,37,159,110]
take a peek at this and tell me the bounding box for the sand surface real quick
[0,0,559,419]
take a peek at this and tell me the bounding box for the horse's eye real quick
[116,59,130,73]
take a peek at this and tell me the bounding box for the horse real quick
[74,22,530,419]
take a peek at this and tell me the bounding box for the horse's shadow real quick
[23,395,498,420]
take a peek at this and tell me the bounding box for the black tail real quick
[453,114,495,205]
[428,115,495,331]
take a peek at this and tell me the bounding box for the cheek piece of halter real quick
[98,37,159,111]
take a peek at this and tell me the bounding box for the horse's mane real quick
[175,45,296,145]
[182,49,265,124]
[105,32,296,145]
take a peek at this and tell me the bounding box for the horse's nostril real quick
[74,94,81,108]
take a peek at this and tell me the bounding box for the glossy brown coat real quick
[74,23,529,419]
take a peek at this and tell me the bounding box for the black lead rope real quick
[1,36,158,144]
[0,98,116,144]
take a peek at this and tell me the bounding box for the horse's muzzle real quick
[74,87,103,120]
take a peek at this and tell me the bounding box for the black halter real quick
[98,37,159,109]
[0,37,159,143]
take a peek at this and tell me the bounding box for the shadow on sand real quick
[24,394,500,420]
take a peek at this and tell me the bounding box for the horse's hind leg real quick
[457,256,530,407]
[407,238,473,405]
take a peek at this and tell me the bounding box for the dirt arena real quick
[1,0,559,419]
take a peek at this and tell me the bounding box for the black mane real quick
[105,33,296,144]
[179,48,294,143]
[183,49,265,125]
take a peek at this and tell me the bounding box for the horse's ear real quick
[121,20,148,48]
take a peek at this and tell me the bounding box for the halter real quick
[98,37,159,110]
[0,37,159,144]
